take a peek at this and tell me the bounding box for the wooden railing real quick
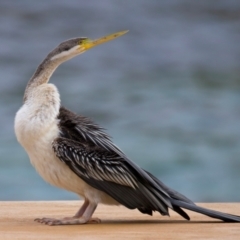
[0,201,239,239]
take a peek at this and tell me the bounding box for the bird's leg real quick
[35,200,100,225]
[61,199,100,222]
[63,199,90,219]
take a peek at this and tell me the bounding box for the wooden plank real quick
[0,201,239,239]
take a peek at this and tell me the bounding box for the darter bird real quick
[15,30,240,225]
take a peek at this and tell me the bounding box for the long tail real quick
[145,170,240,222]
[171,199,240,222]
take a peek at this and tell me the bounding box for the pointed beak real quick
[81,30,129,51]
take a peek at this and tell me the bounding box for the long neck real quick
[23,58,61,102]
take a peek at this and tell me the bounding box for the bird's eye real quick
[79,38,88,44]
[63,46,70,51]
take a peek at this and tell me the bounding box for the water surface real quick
[0,0,240,202]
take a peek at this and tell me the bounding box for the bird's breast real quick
[14,102,87,194]
[15,84,60,149]
[14,84,120,204]
[14,84,73,189]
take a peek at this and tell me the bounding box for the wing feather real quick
[55,107,175,215]
[53,137,138,188]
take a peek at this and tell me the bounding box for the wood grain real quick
[0,201,239,239]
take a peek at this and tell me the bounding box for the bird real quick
[14,30,240,225]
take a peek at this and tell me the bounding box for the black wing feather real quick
[52,137,170,215]
[55,107,191,219]
[55,107,240,222]
[58,108,170,191]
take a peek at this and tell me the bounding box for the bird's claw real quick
[34,217,61,225]
[34,217,101,225]
[87,217,101,224]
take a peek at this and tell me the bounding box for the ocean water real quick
[0,0,240,202]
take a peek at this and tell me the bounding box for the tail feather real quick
[145,170,240,222]
[171,199,240,222]
[144,170,194,204]
[172,205,190,220]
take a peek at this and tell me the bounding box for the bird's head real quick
[24,30,128,99]
[48,30,128,63]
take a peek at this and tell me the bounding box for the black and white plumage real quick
[14,31,240,225]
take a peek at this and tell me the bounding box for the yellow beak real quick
[81,30,129,50]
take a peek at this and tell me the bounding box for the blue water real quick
[0,0,240,202]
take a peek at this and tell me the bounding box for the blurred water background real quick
[0,0,240,202]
